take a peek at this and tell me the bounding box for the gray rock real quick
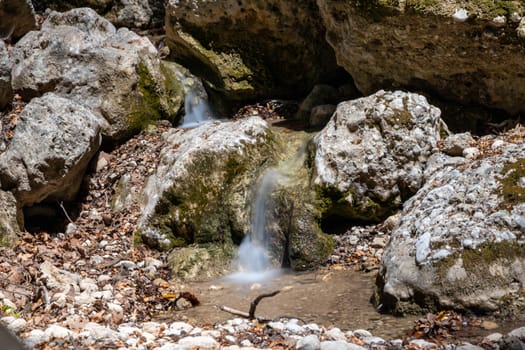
[499,336,525,350]
[320,341,366,350]
[0,324,25,350]
[40,260,80,295]
[309,105,336,128]
[0,190,20,246]
[377,131,525,315]
[0,0,36,41]
[296,334,321,350]
[177,336,219,350]
[11,8,183,141]
[138,117,276,251]
[455,343,485,350]
[442,133,475,157]
[34,0,165,29]
[313,90,443,222]
[0,94,103,207]
[0,41,11,109]
[297,84,353,122]
[165,0,340,104]
[317,0,525,115]
[509,327,525,340]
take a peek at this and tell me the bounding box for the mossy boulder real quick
[137,117,278,251]
[165,0,342,108]
[11,8,184,141]
[317,0,525,116]
[168,244,236,281]
[0,190,21,246]
[376,130,525,315]
[312,90,443,223]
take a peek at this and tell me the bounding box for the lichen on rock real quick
[313,90,443,223]
[376,128,525,315]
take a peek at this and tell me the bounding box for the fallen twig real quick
[248,290,280,319]
[219,290,281,322]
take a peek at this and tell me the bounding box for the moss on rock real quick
[499,158,525,207]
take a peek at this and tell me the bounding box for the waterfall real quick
[179,91,214,128]
[237,169,283,273]
[175,71,215,128]
[227,138,310,284]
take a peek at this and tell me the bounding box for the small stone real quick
[107,302,124,324]
[492,140,506,150]
[320,340,366,350]
[24,329,49,348]
[353,329,372,338]
[442,132,474,157]
[452,8,468,21]
[409,339,439,349]
[455,343,485,350]
[463,147,480,159]
[142,321,163,335]
[297,334,321,350]
[485,333,503,342]
[492,16,507,25]
[3,317,26,333]
[177,336,219,349]
[45,325,73,340]
[508,326,525,339]
[325,328,346,341]
[361,336,385,344]
[481,320,499,330]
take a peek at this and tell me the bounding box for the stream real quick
[161,269,418,339]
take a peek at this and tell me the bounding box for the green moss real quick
[351,0,523,19]
[498,158,525,207]
[316,184,392,223]
[436,240,525,296]
[127,61,162,132]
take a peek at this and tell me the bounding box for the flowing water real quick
[179,91,214,128]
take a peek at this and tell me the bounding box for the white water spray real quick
[180,91,214,128]
[174,71,215,128]
[228,139,311,284]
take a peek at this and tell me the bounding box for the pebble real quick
[325,327,346,341]
[297,334,320,350]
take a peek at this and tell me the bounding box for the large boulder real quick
[0,93,103,207]
[137,117,278,251]
[0,190,20,246]
[11,8,183,141]
[0,41,11,109]
[165,0,342,106]
[33,0,165,29]
[313,90,443,223]
[376,129,525,315]
[317,0,525,115]
[0,0,36,41]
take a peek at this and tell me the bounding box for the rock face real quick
[33,0,165,28]
[0,93,103,208]
[0,0,36,41]
[0,41,11,109]
[0,190,20,246]
[313,90,443,222]
[317,0,525,115]
[376,130,525,315]
[137,117,277,251]
[165,0,341,105]
[11,8,183,140]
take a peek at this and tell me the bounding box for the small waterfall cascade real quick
[177,74,215,128]
[229,137,311,283]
